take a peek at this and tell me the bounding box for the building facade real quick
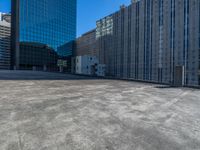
[0,13,11,23]
[19,42,58,71]
[97,0,200,87]
[72,55,105,76]
[74,29,98,58]
[11,0,77,69]
[0,13,11,69]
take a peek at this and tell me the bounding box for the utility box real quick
[96,64,106,77]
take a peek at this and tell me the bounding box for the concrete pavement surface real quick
[0,70,200,150]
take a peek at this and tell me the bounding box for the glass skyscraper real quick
[20,0,76,51]
[11,0,76,69]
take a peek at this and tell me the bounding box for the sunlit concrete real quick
[0,70,200,150]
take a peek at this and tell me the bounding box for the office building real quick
[0,13,11,69]
[97,0,200,87]
[0,13,11,23]
[19,42,58,71]
[11,0,77,70]
[75,29,98,58]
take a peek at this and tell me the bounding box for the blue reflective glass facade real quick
[19,0,76,56]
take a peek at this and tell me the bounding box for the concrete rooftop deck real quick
[0,70,200,150]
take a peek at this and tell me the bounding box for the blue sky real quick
[0,0,10,13]
[0,0,130,37]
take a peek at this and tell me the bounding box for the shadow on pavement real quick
[0,70,100,80]
[155,85,179,89]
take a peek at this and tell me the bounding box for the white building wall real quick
[74,55,105,76]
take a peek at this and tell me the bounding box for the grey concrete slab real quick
[0,70,200,150]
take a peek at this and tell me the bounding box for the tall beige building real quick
[75,29,98,58]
